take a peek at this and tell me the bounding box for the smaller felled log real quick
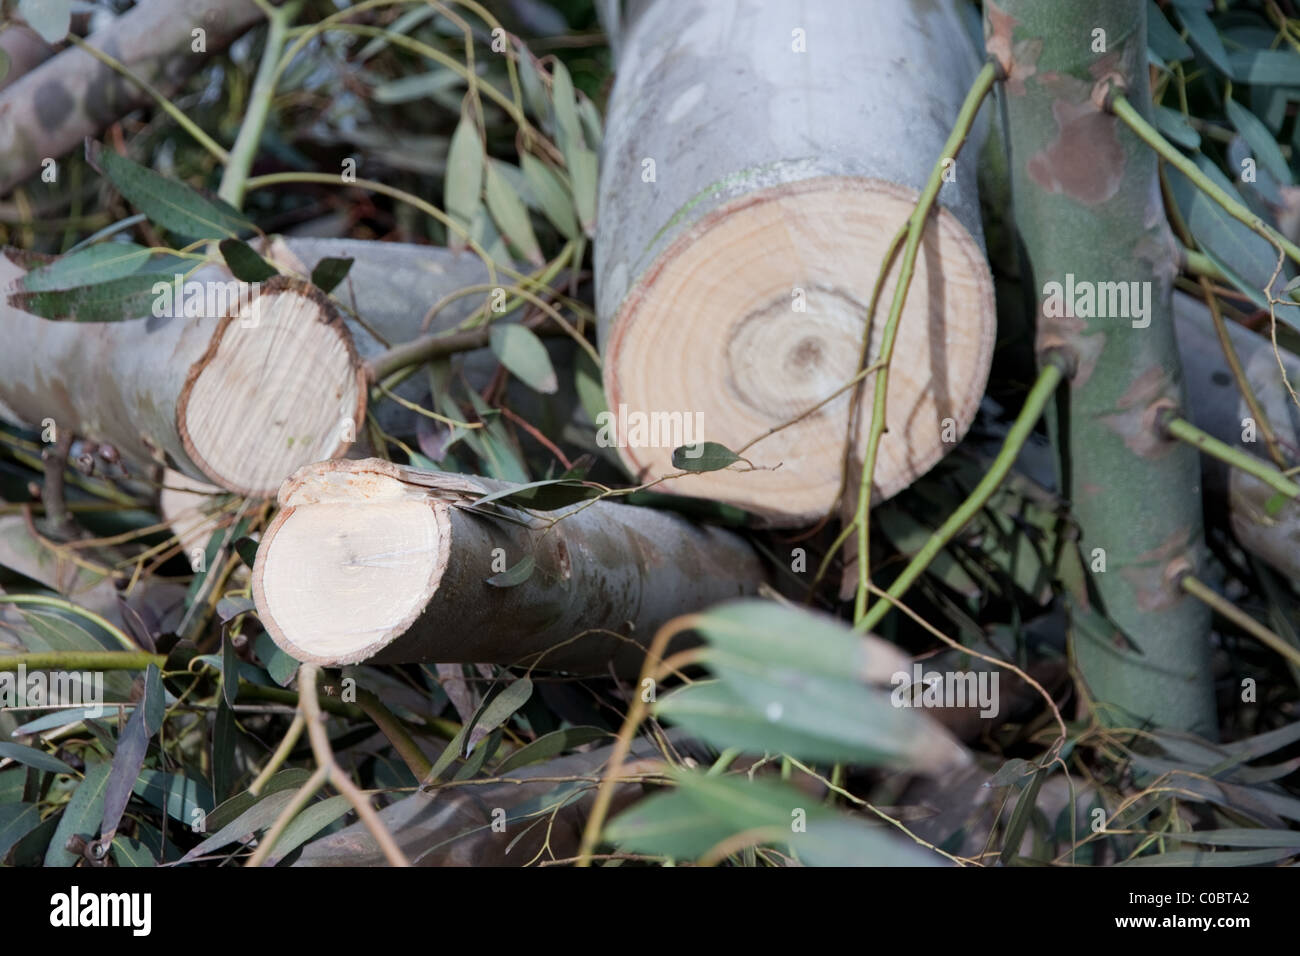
[251,458,767,674]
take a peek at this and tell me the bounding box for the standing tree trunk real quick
[989,0,1216,734]
[251,458,767,674]
[595,0,997,526]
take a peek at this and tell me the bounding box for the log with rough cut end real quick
[595,0,997,526]
[0,239,494,498]
[251,458,767,673]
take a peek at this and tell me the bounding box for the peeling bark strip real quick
[990,1,1215,734]
[0,0,263,195]
[0,239,493,497]
[596,0,997,526]
[251,459,767,674]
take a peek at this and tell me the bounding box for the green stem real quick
[0,595,140,652]
[66,35,229,165]
[1164,415,1300,498]
[1111,91,1300,266]
[857,358,1066,634]
[1180,575,1300,669]
[356,689,433,779]
[1182,247,1227,283]
[0,651,164,672]
[218,1,301,208]
[852,60,999,625]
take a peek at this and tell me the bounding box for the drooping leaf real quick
[1173,4,1232,77]
[110,837,156,867]
[446,111,484,229]
[1146,1,1192,63]
[521,154,580,240]
[213,697,238,801]
[490,322,557,393]
[132,769,213,828]
[568,145,598,236]
[485,162,543,265]
[267,795,351,863]
[203,767,312,834]
[219,239,278,282]
[88,143,253,241]
[672,442,740,472]
[310,257,353,294]
[1225,98,1292,185]
[1230,49,1300,87]
[178,787,298,863]
[549,59,583,155]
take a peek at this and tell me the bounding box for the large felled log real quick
[1173,292,1300,579]
[0,0,262,196]
[595,0,996,526]
[251,458,767,673]
[0,239,492,497]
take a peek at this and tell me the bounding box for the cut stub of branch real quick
[0,252,364,498]
[595,0,996,526]
[251,458,767,673]
[0,0,262,195]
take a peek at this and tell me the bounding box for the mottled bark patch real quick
[1026,98,1125,204]
[1120,527,1198,612]
[984,1,1040,96]
[1099,366,1178,458]
[33,79,73,132]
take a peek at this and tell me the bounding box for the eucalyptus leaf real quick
[46,760,112,866]
[0,742,74,776]
[490,322,557,393]
[672,442,740,472]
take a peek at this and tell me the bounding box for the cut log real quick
[0,0,262,196]
[0,239,494,497]
[1173,292,1300,579]
[595,0,997,526]
[251,458,767,673]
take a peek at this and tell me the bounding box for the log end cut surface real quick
[603,176,996,526]
[252,459,448,664]
[177,278,365,498]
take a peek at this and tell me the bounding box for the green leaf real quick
[20,242,155,291]
[0,48,9,86]
[222,630,241,708]
[46,760,112,866]
[549,60,583,155]
[203,767,312,834]
[1146,1,1192,62]
[446,110,484,230]
[486,554,535,588]
[178,787,298,863]
[1170,828,1300,848]
[467,478,599,511]
[0,803,42,860]
[607,771,940,866]
[485,162,543,266]
[516,46,550,122]
[89,143,253,241]
[268,795,351,863]
[1173,4,1232,77]
[672,442,740,472]
[568,145,598,236]
[254,631,300,686]
[0,742,74,776]
[1225,98,1292,186]
[1229,49,1300,87]
[310,257,353,294]
[495,726,610,773]
[132,769,213,828]
[110,836,156,867]
[213,697,238,801]
[490,322,557,393]
[8,272,173,322]
[99,665,165,845]
[521,154,580,240]
[1152,105,1200,150]
[1120,846,1298,866]
[372,68,461,103]
[19,0,70,43]
[234,536,260,569]
[219,239,278,282]
[472,678,533,748]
